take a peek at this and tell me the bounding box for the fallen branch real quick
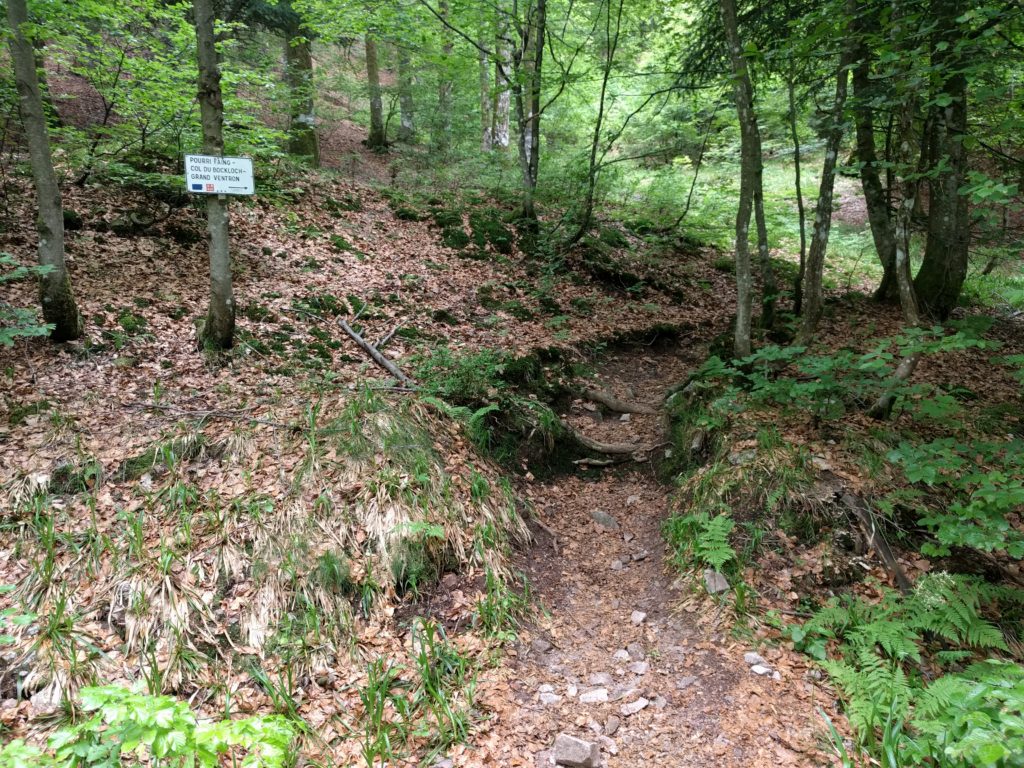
[339,318,417,387]
[868,352,920,420]
[841,492,912,593]
[374,325,400,350]
[579,387,658,415]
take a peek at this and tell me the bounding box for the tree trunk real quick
[851,11,898,303]
[365,34,386,151]
[396,45,415,143]
[6,0,82,342]
[720,0,754,357]
[524,0,546,224]
[193,0,234,350]
[436,0,453,152]
[284,24,320,167]
[567,0,622,247]
[798,32,853,344]
[491,18,511,151]
[480,46,492,151]
[752,145,775,329]
[787,73,807,316]
[913,0,969,320]
[868,41,923,421]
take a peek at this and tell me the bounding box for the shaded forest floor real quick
[2,121,1022,767]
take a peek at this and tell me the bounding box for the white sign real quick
[184,154,254,195]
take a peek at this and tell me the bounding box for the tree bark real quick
[396,45,415,143]
[365,34,386,151]
[491,16,511,151]
[480,46,492,151]
[798,32,853,344]
[193,0,234,350]
[851,10,899,303]
[6,0,82,342]
[284,24,320,167]
[787,73,807,316]
[913,0,969,321]
[436,0,454,152]
[720,0,754,357]
[752,141,775,329]
[566,0,622,247]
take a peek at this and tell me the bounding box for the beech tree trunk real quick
[480,46,492,151]
[913,0,969,320]
[851,11,898,303]
[787,73,807,316]
[6,0,82,342]
[396,45,415,143]
[798,33,853,344]
[436,0,453,152]
[720,0,754,357]
[193,0,234,350]
[491,21,511,151]
[365,35,386,151]
[284,24,320,167]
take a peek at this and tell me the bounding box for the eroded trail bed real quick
[485,345,825,767]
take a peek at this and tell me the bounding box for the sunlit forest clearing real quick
[1,1,1022,766]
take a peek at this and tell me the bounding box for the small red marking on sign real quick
[205,183,214,192]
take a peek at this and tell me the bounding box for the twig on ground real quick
[338,318,417,386]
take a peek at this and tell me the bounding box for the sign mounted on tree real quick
[184,154,254,195]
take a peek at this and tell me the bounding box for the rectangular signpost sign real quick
[184,154,254,195]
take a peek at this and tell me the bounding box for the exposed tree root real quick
[560,420,658,457]
[578,387,659,415]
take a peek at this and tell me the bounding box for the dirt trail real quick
[487,343,823,768]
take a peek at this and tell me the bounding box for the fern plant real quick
[792,574,1024,768]
[664,509,736,573]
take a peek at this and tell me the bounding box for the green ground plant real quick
[0,686,294,768]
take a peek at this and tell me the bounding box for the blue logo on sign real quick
[191,183,203,191]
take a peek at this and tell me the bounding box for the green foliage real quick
[693,325,996,424]
[887,437,1024,558]
[790,575,1024,767]
[0,255,53,346]
[0,686,293,767]
[474,568,532,642]
[410,620,475,752]
[664,510,737,573]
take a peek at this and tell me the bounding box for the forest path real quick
[485,343,819,768]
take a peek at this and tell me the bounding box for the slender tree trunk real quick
[365,34,386,151]
[6,0,82,341]
[851,11,898,303]
[913,0,969,320]
[436,0,453,152]
[396,45,415,143]
[526,0,546,222]
[567,0,622,247]
[869,97,922,419]
[492,16,511,151]
[798,28,853,344]
[787,73,807,316]
[752,144,775,329]
[284,23,320,167]
[193,0,234,350]
[720,0,755,357]
[480,46,492,151]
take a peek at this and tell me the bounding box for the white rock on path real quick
[553,733,601,768]
[589,672,614,686]
[750,664,773,677]
[612,649,630,662]
[579,688,609,704]
[627,661,649,675]
[540,692,563,705]
[704,569,730,594]
[630,610,647,625]
[620,697,649,716]
[743,651,767,666]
